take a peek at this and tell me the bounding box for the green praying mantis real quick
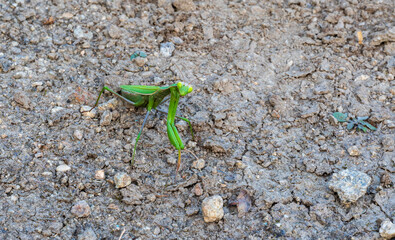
[89,81,194,172]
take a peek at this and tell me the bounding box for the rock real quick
[81,105,96,118]
[382,136,394,151]
[374,189,394,216]
[172,0,196,11]
[329,170,372,204]
[14,91,31,109]
[120,184,144,205]
[167,156,177,165]
[185,206,199,216]
[100,110,112,126]
[51,107,64,114]
[48,52,58,60]
[133,57,147,67]
[56,164,71,172]
[13,71,26,79]
[194,183,203,196]
[202,195,224,223]
[203,136,232,153]
[268,95,286,114]
[160,42,175,57]
[354,74,370,82]
[95,170,105,180]
[380,172,392,186]
[107,24,122,39]
[73,26,93,40]
[114,172,131,188]
[329,115,338,125]
[78,227,97,240]
[347,145,361,156]
[71,200,91,217]
[73,130,83,140]
[61,12,74,19]
[153,226,160,235]
[371,26,395,46]
[229,190,252,217]
[192,158,205,170]
[380,220,395,239]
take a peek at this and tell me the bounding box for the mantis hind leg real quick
[90,86,138,111]
[155,108,194,140]
[131,110,151,166]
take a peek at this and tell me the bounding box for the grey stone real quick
[160,42,175,57]
[329,170,372,204]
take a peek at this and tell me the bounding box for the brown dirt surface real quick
[0,0,394,239]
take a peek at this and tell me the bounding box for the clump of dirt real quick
[0,0,394,239]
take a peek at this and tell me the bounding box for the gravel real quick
[1,0,393,239]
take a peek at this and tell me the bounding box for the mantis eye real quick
[188,86,193,93]
[177,82,183,89]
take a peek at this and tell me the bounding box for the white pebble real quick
[73,130,83,140]
[56,164,71,172]
[202,195,224,223]
[380,220,395,239]
[114,172,131,188]
[160,42,175,57]
[95,170,105,180]
[192,159,205,170]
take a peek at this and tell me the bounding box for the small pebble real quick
[80,105,92,112]
[380,220,395,239]
[51,107,64,114]
[202,195,224,223]
[73,130,83,140]
[48,52,58,60]
[61,12,73,19]
[114,172,131,188]
[185,206,199,216]
[100,110,112,126]
[13,71,26,79]
[133,57,147,67]
[56,164,71,172]
[78,227,97,240]
[14,91,31,109]
[160,42,175,57]
[10,195,18,202]
[194,183,203,196]
[95,170,105,180]
[42,171,53,177]
[153,226,160,235]
[81,105,96,118]
[347,145,361,156]
[108,24,122,39]
[167,156,177,165]
[173,0,196,11]
[329,115,338,125]
[382,136,394,152]
[236,161,247,169]
[192,159,205,170]
[71,200,91,218]
[147,194,156,202]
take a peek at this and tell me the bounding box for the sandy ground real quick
[0,0,394,239]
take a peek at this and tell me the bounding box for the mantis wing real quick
[121,84,176,96]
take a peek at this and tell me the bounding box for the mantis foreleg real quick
[155,108,194,140]
[166,88,185,172]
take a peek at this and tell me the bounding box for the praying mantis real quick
[90,81,194,172]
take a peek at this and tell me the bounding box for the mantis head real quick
[177,82,193,96]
